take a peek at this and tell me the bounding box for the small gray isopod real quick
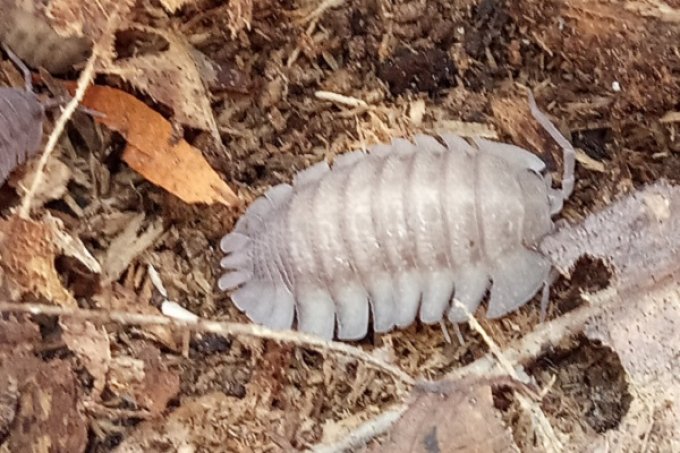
[218,93,576,340]
[0,44,44,186]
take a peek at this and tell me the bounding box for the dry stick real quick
[0,301,415,388]
[444,290,614,382]
[310,282,653,451]
[309,404,409,453]
[18,51,98,218]
[310,299,588,453]
[451,300,563,453]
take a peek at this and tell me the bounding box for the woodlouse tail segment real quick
[527,89,576,207]
[219,182,297,330]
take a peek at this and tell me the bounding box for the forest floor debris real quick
[0,0,679,451]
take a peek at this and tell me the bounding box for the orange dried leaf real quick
[75,84,239,206]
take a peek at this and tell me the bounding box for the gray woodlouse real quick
[0,45,44,186]
[218,93,576,340]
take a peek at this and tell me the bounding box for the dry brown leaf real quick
[107,345,180,416]
[71,83,239,206]
[579,282,680,451]
[373,381,519,453]
[100,213,164,284]
[0,215,75,307]
[100,25,221,140]
[61,320,111,398]
[4,359,88,453]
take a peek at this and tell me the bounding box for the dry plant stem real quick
[18,44,98,218]
[0,301,415,388]
[452,300,563,453]
[309,404,409,453]
[315,90,368,108]
[445,291,611,381]
[303,0,346,25]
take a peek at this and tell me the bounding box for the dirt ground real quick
[0,0,679,451]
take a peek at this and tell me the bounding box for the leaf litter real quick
[0,0,679,451]
[70,83,239,207]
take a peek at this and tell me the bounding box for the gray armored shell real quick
[219,132,561,340]
[0,87,43,185]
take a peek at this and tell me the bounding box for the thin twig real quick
[309,404,409,453]
[315,90,368,108]
[0,301,415,388]
[452,300,563,453]
[444,291,613,382]
[18,52,98,218]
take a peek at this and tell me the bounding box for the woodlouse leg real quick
[539,267,560,322]
[527,90,576,205]
[438,320,452,344]
[2,43,32,92]
[451,321,466,346]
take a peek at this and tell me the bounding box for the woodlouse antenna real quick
[2,43,32,92]
[527,90,576,204]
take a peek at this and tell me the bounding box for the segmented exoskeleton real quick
[219,93,575,340]
[0,44,44,186]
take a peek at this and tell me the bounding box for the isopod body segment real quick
[219,94,575,340]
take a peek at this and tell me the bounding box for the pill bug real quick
[0,48,44,186]
[218,94,575,340]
